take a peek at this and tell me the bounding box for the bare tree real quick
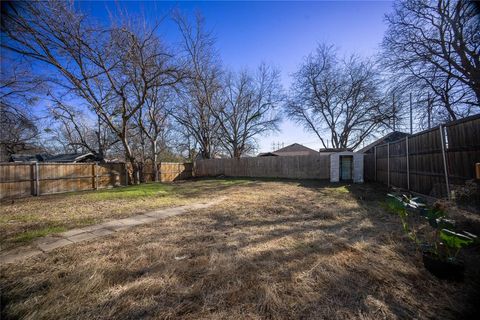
[286,45,393,149]
[134,86,173,181]
[0,58,44,159]
[382,0,480,120]
[48,99,118,159]
[172,13,222,159]
[1,1,180,183]
[213,64,283,158]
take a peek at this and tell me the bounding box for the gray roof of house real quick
[10,153,50,162]
[9,152,97,163]
[46,153,96,162]
[358,131,410,153]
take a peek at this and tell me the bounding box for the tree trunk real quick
[152,140,159,182]
[122,136,139,185]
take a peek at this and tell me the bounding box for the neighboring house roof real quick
[10,153,50,162]
[358,131,410,154]
[319,148,353,154]
[9,152,97,163]
[47,153,96,163]
[258,143,319,157]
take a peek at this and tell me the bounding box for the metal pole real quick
[406,137,410,190]
[374,146,377,182]
[409,92,413,134]
[392,92,396,131]
[387,143,390,187]
[35,162,40,196]
[439,125,450,199]
[427,93,432,129]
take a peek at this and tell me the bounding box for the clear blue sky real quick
[78,0,394,153]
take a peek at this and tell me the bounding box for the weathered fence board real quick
[138,162,193,182]
[0,161,193,199]
[0,161,194,199]
[195,154,330,180]
[365,114,480,199]
[0,162,128,199]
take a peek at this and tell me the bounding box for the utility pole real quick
[392,92,396,131]
[427,93,432,129]
[409,92,413,134]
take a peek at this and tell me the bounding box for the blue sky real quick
[78,0,394,153]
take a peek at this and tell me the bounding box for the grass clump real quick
[13,226,67,243]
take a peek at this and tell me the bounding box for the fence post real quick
[94,162,98,190]
[374,146,377,182]
[35,162,40,196]
[387,143,390,187]
[439,125,451,199]
[406,137,410,190]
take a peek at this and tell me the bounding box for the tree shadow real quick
[2,179,479,319]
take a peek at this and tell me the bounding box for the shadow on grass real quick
[1,179,479,319]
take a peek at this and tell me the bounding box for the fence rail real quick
[0,161,193,200]
[364,114,480,199]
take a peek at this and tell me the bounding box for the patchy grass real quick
[0,178,251,250]
[12,226,67,244]
[1,180,479,319]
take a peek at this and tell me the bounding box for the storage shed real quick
[330,152,364,183]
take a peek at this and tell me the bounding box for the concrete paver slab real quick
[0,248,42,264]
[118,218,144,226]
[90,228,114,237]
[38,238,74,252]
[60,229,87,238]
[67,232,99,243]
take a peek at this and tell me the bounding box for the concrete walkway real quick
[0,198,225,265]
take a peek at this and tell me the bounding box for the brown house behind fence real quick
[258,143,319,157]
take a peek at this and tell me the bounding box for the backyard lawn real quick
[1,179,479,319]
[0,179,250,249]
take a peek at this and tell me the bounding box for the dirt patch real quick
[1,180,479,319]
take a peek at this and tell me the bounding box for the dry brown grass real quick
[0,179,251,249]
[1,179,479,319]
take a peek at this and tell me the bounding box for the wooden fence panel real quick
[445,116,480,185]
[0,163,34,198]
[39,163,92,195]
[97,163,124,188]
[408,128,446,197]
[160,162,193,182]
[194,154,330,180]
[376,144,389,185]
[367,114,479,199]
[0,162,128,199]
[363,153,375,181]
[389,139,408,190]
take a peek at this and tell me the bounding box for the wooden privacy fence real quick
[195,154,330,180]
[0,162,127,199]
[0,162,193,200]
[364,114,480,198]
[138,162,193,182]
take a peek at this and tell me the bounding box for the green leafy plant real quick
[386,194,420,244]
[439,229,476,261]
[386,193,477,263]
